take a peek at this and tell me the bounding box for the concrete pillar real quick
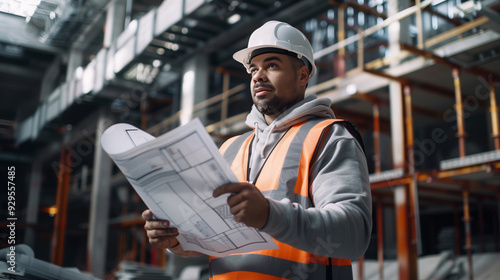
[389,82,405,168]
[87,109,114,278]
[66,48,83,82]
[24,160,42,247]
[180,54,209,125]
[104,0,127,48]
[387,0,417,279]
[387,0,410,169]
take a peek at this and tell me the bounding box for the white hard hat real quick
[233,21,316,78]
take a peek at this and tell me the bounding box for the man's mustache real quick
[253,83,275,91]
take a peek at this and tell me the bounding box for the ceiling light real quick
[185,18,198,27]
[123,63,159,84]
[227,13,241,24]
[346,84,357,95]
[163,42,179,51]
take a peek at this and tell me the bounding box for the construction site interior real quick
[0,0,499,279]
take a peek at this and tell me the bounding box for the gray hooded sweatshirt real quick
[245,94,372,260]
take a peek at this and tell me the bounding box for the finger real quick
[144,220,171,231]
[228,199,247,216]
[142,209,154,220]
[232,208,247,223]
[213,183,247,197]
[226,192,243,208]
[148,228,179,239]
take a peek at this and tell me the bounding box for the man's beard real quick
[253,94,302,116]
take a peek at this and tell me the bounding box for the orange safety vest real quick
[210,118,363,280]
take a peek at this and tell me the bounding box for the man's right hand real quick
[142,209,179,249]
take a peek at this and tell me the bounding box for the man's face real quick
[248,53,307,121]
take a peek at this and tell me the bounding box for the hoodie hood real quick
[245,95,335,159]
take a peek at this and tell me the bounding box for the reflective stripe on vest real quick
[212,119,354,280]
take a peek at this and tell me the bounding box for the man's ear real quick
[297,65,310,87]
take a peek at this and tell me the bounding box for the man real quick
[143,21,372,279]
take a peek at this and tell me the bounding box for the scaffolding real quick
[5,0,500,279]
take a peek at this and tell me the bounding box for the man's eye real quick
[269,63,276,69]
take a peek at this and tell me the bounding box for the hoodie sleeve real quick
[261,124,372,260]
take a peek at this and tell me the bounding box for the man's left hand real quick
[213,182,270,229]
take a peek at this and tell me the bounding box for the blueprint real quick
[101,118,277,257]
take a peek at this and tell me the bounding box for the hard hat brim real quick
[233,45,294,65]
[233,45,316,77]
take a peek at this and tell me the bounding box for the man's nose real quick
[252,69,268,83]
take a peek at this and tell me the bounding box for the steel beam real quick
[373,101,382,173]
[404,85,414,173]
[404,85,422,257]
[395,185,418,280]
[336,5,346,78]
[452,68,467,158]
[363,68,408,84]
[437,164,492,180]
[371,177,412,190]
[462,189,474,280]
[490,84,500,150]
[423,5,461,26]
[50,146,71,266]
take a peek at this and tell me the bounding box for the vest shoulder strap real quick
[310,119,366,173]
[220,130,254,163]
[330,120,365,154]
